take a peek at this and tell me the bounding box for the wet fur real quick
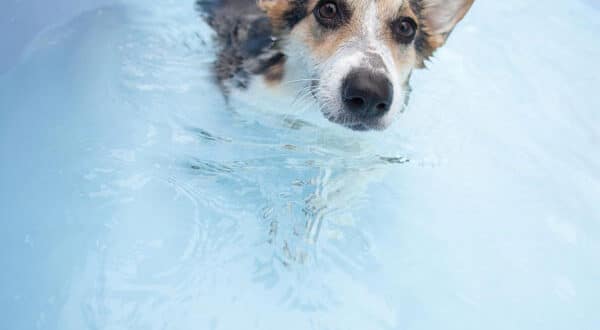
[196,0,288,90]
[197,0,474,130]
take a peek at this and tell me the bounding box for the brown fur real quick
[263,56,287,84]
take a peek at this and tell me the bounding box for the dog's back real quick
[196,0,284,90]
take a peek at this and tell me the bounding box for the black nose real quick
[342,69,393,119]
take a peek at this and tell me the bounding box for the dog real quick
[197,0,475,131]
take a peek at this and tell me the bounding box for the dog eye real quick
[314,1,342,28]
[391,17,417,43]
[318,2,338,19]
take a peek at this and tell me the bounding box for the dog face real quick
[259,0,474,130]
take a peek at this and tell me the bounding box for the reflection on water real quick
[1,0,600,329]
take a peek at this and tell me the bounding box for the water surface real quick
[1,0,599,329]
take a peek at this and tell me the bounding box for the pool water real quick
[1,0,599,329]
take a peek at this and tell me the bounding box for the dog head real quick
[259,0,474,131]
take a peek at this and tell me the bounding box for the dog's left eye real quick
[314,1,342,28]
[391,17,417,44]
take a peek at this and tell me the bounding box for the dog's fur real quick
[197,0,474,130]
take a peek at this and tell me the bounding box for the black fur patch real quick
[241,17,275,57]
[282,0,309,29]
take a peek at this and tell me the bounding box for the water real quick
[1,0,599,329]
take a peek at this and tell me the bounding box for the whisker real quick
[280,78,321,86]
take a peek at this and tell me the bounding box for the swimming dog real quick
[197,0,475,131]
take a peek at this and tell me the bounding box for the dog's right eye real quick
[318,2,337,19]
[314,1,344,29]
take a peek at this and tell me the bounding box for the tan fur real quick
[296,18,357,60]
[263,57,287,84]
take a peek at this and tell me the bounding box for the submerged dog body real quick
[197,0,474,130]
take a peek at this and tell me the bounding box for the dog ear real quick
[417,0,475,58]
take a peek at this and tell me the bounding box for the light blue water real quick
[1,0,600,329]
